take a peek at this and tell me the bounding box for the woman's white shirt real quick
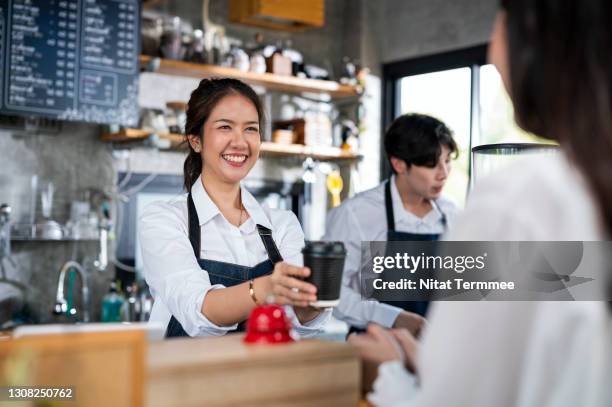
[369,152,611,407]
[139,179,331,337]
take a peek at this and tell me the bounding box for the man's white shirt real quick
[322,175,458,328]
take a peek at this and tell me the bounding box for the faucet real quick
[53,261,90,322]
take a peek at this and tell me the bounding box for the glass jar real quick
[159,16,183,60]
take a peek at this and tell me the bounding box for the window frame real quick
[381,44,489,183]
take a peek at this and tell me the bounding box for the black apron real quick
[348,180,448,335]
[165,193,283,338]
[383,179,447,316]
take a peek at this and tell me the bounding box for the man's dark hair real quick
[384,113,458,174]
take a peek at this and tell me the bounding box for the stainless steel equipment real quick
[471,143,559,186]
[37,181,63,239]
[0,203,26,326]
[94,214,110,272]
[0,204,11,262]
[0,203,18,277]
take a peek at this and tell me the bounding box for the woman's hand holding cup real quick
[258,262,318,307]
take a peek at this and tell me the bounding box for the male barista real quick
[323,113,459,334]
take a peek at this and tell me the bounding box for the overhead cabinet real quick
[230,0,325,31]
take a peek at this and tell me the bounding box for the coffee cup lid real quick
[302,241,346,256]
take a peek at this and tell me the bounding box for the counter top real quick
[0,329,361,407]
[148,333,355,371]
[147,334,360,407]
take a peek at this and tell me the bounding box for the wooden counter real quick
[0,330,145,407]
[147,334,360,407]
[0,330,360,407]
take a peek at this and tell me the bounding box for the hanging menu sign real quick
[0,0,140,126]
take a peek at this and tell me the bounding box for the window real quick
[479,64,549,145]
[399,68,472,207]
[383,45,553,207]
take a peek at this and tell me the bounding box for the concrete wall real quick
[0,0,358,326]
[0,123,115,324]
[379,0,497,63]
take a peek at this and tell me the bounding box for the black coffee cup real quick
[302,241,346,307]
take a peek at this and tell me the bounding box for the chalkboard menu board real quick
[0,0,140,126]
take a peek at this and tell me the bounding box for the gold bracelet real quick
[249,279,259,305]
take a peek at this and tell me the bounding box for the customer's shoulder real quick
[472,153,573,204]
[454,152,600,240]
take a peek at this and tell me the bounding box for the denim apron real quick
[383,179,447,317]
[348,180,448,335]
[165,193,283,338]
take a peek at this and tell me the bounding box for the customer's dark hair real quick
[384,113,457,174]
[500,0,612,237]
[183,78,265,191]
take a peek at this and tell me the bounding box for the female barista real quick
[323,114,459,333]
[139,78,330,338]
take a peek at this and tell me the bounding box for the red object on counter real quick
[243,304,296,344]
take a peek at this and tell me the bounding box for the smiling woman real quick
[139,78,330,339]
[182,78,265,193]
[189,94,261,201]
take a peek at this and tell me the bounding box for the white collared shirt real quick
[139,179,331,337]
[322,175,458,328]
[369,153,610,407]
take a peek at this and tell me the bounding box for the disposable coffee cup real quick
[302,241,346,308]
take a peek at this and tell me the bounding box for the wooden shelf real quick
[140,55,362,100]
[260,141,360,161]
[102,129,360,161]
[102,128,186,149]
[142,0,165,9]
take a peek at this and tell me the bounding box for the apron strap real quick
[187,193,201,259]
[431,199,448,230]
[256,224,284,265]
[384,179,396,232]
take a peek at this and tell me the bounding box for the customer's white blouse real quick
[139,179,331,337]
[369,153,611,407]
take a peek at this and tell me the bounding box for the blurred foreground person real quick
[350,0,612,405]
